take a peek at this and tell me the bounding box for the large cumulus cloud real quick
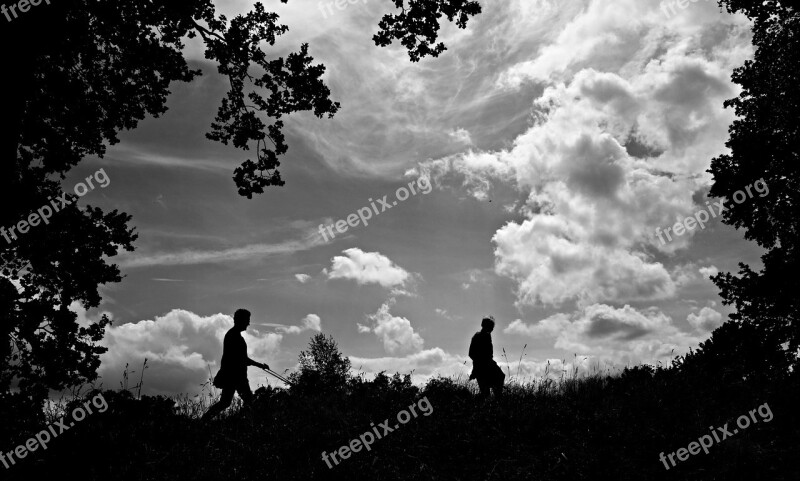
[416,2,751,308]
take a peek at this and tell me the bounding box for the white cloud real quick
[277,314,322,334]
[460,268,487,290]
[503,304,705,366]
[699,265,719,278]
[98,309,282,396]
[349,349,603,386]
[326,248,412,289]
[295,273,311,283]
[448,128,473,145]
[419,6,751,308]
[350,348,467,385]
[504,314,572,337]
[435,308,459,321]
[119,233,323,268]
[69,301,112,329]
[687,306,724,332]
[493,212,677,306]
[671,263,701,288]
[498,356,600,381]
[358,301,424,355]
[497,0,746,88]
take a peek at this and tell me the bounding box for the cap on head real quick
[481,316,495,329]
[233,308,251,327]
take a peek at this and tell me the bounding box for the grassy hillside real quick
[2,362,798,481]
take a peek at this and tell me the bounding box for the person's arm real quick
[239,334,269,369]
[248,357,269,370]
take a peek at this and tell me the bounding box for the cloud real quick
[358,301,424,355]
[435,308,459,321]
[326,248,412,289]
[295,273,311,283]
[349,349,603,386]
[671,263,701,288]
[699,265,719,278]
[98,309,282,396]
[504,314,572,337]
[493,212,677,306]
[460,268,488,290]
[419,8,750,307]
[277,314,322,334]
[119,233,324,268]
[350,348,468,384]
[687,306,724,332]
[448,128,473,145]
[497,0,745,88]
[504,304,705,365]
[497,356,602,381]
[109,144,235,172]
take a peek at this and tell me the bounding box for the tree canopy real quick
[289,333,352,393]
[707,0,799,366]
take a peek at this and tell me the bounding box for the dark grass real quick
[2,363,798,481]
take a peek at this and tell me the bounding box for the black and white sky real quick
[64,0,763,396]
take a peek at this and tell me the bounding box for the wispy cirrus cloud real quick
[105,144,234,172]
[118,233,324,268]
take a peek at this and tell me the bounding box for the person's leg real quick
[492,380,504,397]
[477,378,490,399]
[494,371,505,397]
[237,379,254,406]
[488,363,505,398]
[202,387,235,421]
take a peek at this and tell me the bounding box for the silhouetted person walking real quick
[203,309,270,421]
[469,316,505,399]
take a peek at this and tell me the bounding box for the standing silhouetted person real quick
[469,316,505,399]
[203,309,270,421]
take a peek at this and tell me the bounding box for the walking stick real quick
[261,366,293,385]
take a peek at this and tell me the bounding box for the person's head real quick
[233,309,251,331]
[481,316,495,333]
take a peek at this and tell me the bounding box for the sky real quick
[64,0,764,397]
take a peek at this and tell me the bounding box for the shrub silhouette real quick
[289,333,351,394]
[679,320,794,387]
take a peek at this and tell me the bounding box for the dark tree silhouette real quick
[374,0,482,62]
[706,0,799,368]
[289,333,352,393]
[0,0,481,403]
